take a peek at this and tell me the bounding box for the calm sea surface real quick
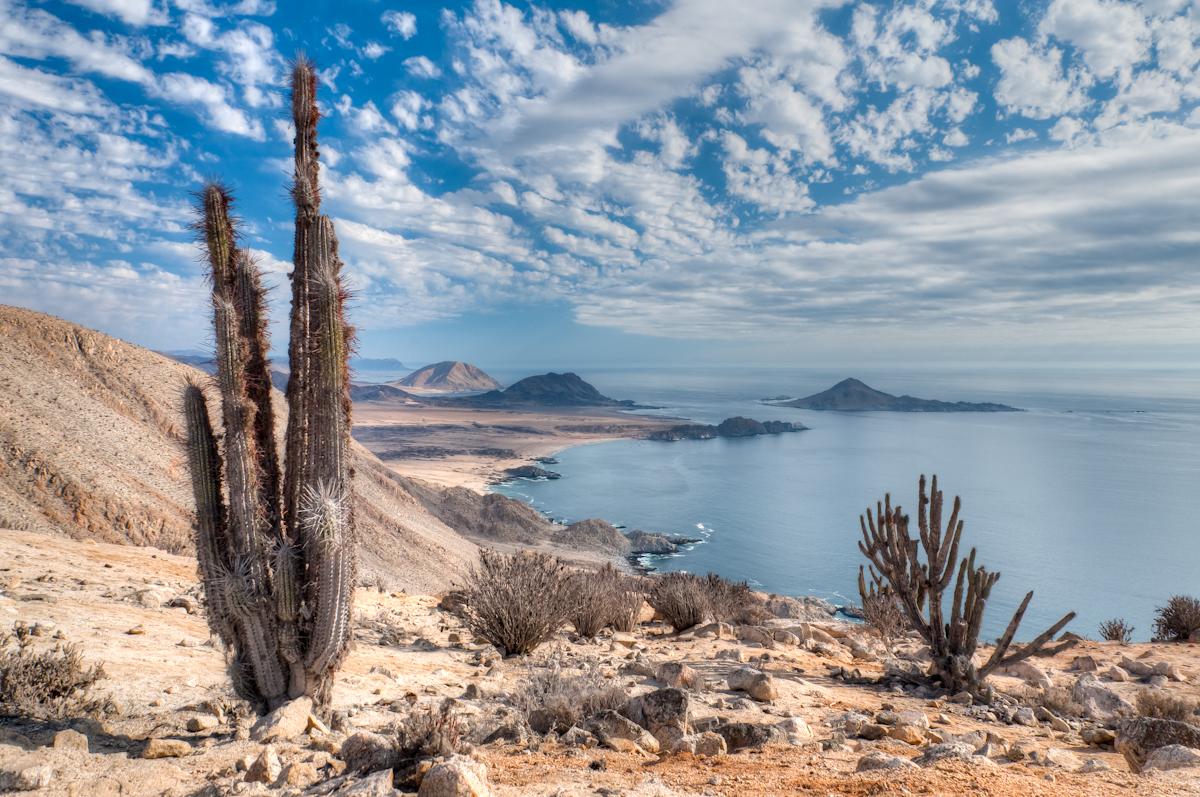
[492,366,1200,642]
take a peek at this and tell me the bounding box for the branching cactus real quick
[183,57,356,712]
[857,475,1076,698]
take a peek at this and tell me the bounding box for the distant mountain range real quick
[394,361,501,392]
[448,372,640,408]
[775,378,1021,412]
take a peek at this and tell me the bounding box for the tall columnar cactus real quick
[183,57,356,712]
[857,475,1076,698]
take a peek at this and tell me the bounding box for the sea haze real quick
[493,366,1200,642]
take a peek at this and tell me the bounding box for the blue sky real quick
[2,0,1199,368]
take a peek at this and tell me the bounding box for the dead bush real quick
[0,623,107,720]
[512,651,627,734]
[1040,686,1085,718]
[343,700,470,783]
[463,550,579,656]
[608,578,646,633]
[1153,595,1200,642]
[1136,689,1199,722]
[648,572,709,631]
[860,589,906,652]
[569,564,646,638]
[1098,618,1135,644]
[701,573,767,624]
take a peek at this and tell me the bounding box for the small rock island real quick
[647,416,808,441]
[771,378,1021,412]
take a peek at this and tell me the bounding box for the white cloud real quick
[0,57,113,114]
[404,55,441,78]
[65,0,167,26]
[1006,127,1038,143]
[992,37,1091,119]
[156,72,264,138]
[1040,0,1151,81]
[382,10,417,39]
[363,41,389,60]
[181,14,283,107]
[390,90,429,131]
[0,4,156,85]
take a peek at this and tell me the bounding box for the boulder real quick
[1104,667,1129,683]
[343,769,396,796]
[714,648,747,662]
[251,696,315,742]
[282,761,320,787]
[856,751,918,771]
[1143,745,1200,772]
[736,626,776,648]
[656,662,701,690]
[52,729,89,753]
[1116,717,1200,773]
[1080,758,1110,773]
[727,667,778,702]
[1120,657,1156,679]
[0,757,54,791]
[418,755,491,797]
[671,731,727,756]
[1042,748,1082,770]
[1001,661,1053,690]
[694,622,734,639]
[915,742,979,766]
[186,716,219,732]
[888,725,927,745]
[342,731,399,774]
[1152,661,1188,682]
[1072,674,1136,723]
[585,710,660,754]
[245,745,282,784]
[714,721,782,752]
[143,738,191,758]
[1013,707,1038,726]
[623,688,691,748]
[1071,655,1099,672]
[776,717,813,741]
[1082,726,1117,746]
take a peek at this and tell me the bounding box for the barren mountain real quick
[778,378,1021,412]
[0,305,476,593]
[451,372,639,408]
[394,360,501,392]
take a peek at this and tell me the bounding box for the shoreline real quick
[351,400,678,491]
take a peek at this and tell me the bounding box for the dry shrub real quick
[463,550,578,656]
[1153,595,1200,642]
[569,564,645,638]
[861,589,906,652]
[343,700,469,782]
[1136,689,1199,722]
[647,572,764,631]
[0,623,107,720]
[513,651,627,734]
[701,573,767,624]
[1040,686,1085,718]
[1098,618,1135,644]
[648,573,709,631]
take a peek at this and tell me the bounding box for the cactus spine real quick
[183,58,356,712]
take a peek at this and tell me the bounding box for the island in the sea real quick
[647,416,808,441]
[771,377,1021,412]
[447,372,647,409]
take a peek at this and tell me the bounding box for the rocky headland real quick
[647,416,808,441]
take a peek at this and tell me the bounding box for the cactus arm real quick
[182,383,236,648]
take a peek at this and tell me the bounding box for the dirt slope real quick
[0,305,476,593]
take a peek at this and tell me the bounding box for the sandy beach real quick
[351,401,677,490]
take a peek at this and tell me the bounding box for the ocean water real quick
[493,366,1200,642]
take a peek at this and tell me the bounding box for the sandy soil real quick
[352,403,675,490]
[3,529,1198,796]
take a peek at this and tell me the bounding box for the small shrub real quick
[344,700,470,783]
[1040,686,1085,719]
[648,573,710,631]
[569,564,642,639]
[513,652,627,734]
[0,623,107,720]
[701,573,767,624]
[1136,689,1199,722]
[1153,595,1200,642]
[861,589,906,652]
[462,550,578,656]
[1098,618,1135,644]
[608,576,646,633]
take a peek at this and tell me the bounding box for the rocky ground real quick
[2,529,1198,796]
